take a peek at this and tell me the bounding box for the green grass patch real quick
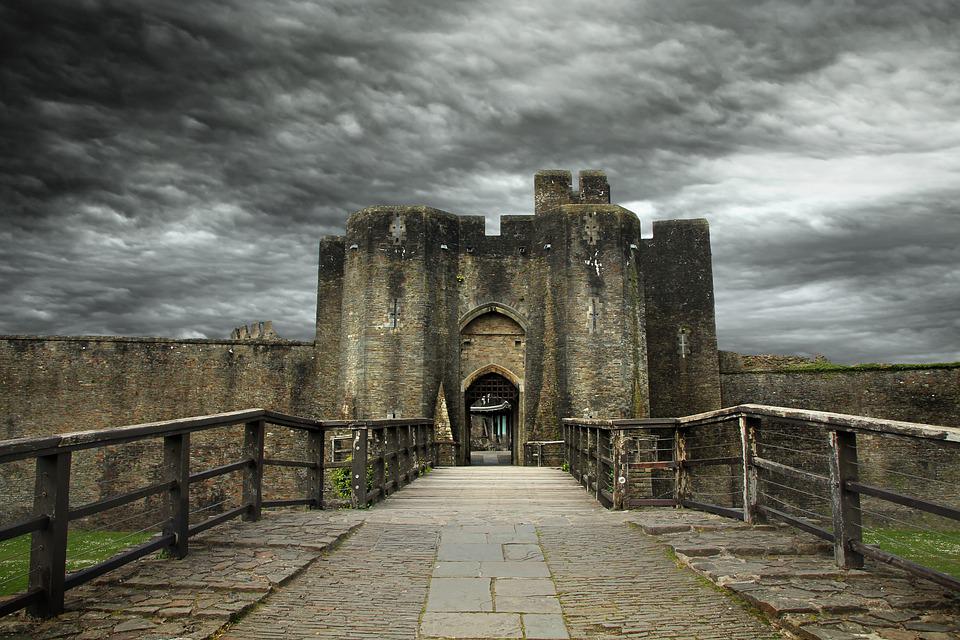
[864,529,960,578]
[0,530,154,596]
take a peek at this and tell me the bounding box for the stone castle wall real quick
[718,362,960,528]
[323,176,658,464]
[0,336,328,524]
[720,365,960,426]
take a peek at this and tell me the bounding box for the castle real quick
[0,169,957,522]
[1,170,954,479]
[317,170,721,464]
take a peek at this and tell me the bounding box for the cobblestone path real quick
[220,521,439,639]
[540,524,778,639]
[1,467,786,639]
[372,467,778,639]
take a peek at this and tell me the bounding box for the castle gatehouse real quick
[318,170,722,464]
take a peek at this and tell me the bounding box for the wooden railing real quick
[348,420,436,507]
[0,410,432,618]
[523,440,565,467]
[564,404,960,591]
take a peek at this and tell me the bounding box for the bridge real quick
[1,407,958,639]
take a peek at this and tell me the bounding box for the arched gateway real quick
[320,170,722,466]
[459,306,525,465]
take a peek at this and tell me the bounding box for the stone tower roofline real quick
[534,169,610,214]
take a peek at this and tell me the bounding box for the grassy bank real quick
[0,530,154,596]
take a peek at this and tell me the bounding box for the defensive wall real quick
[719,352,960,427]
[0,335,336,523]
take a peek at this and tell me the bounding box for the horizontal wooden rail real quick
[263,498,316,509]
[756,505,834,542]
[754,456,830,486]
[69,480,175,521]
[0,408,433,619]
[187,506,249,537]
[563,404,960,591]
[263,458,318,469]
[846,481,960,521]
[851,540,960,592]
[63,535,175,590]
[0,514,48,543]
[682,499,744,521]
[0,589,42,618]
[189,459,251,483]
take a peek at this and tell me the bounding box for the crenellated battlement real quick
[534,169,610,214]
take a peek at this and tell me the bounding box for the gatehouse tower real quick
[315,170,721,464]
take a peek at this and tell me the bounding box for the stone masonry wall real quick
[0,336,327,524]
[720,367,960,426]
[719,365,960,528]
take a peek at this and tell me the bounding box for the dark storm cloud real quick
[1,0,958,362]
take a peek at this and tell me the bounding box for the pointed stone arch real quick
[461,363,524,392]
[459,302,528,333]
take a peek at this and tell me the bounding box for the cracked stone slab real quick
[523,613,570,639]
[437,542,504,562]
[503,543,544,561]
[425,577,493,612]
[420,612,523,638]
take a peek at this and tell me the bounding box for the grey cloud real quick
[1,0,958,361]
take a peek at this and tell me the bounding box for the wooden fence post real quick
[307,429,325,509]
[28,452,71,617]
[673,427,689,507]
[388,426,400,493]
[580,427,588,488]
[162,433,190,558]
[829,429,864,568]
[594,428,602,500]
[405,425,415,482]
[373,429,386,501]
[351,426,368,508]
[242,419,265,522]
[739,415,762,524]
[612,429,624,510]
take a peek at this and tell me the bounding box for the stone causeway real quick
[1,467,958,639]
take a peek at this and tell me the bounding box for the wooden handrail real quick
[564,404,960,443]
[563,405,960,591]
[0,409,434,619]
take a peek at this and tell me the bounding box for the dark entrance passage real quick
[465,373,519,465]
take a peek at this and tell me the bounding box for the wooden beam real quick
[351,426,368,508]
[242,420,265,522]
[162,433,190,559]
[740,415,761,524]
[28,452,71,617]
[829,430,863,569]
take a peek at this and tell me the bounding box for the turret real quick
[534,169,610,214]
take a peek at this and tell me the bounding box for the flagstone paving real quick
[5,467,956,639]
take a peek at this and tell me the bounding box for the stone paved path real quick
[0,468,787,639]
[363,467,779,639]
[220,521,439,639]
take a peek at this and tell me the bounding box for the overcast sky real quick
[1,0,958,363]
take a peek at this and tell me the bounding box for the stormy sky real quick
[1,0,958,363]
